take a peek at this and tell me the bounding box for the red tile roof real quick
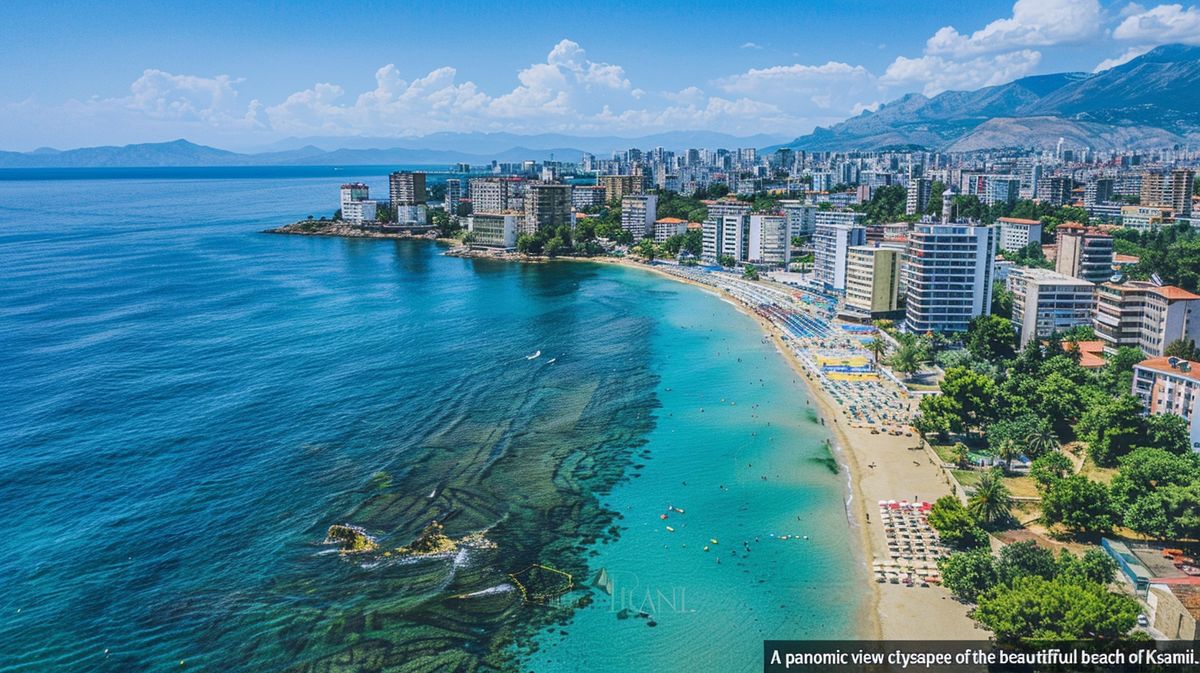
[1137,356,1200,382]
[1151,286,1200,301]
[1065,340,1107,369]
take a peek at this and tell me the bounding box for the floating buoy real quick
[703,546,710,552]
[710,538,719,545]
[666,526,675,532]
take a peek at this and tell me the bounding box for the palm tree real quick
[968,468,1013,527]
[951,442,971,468]
[996,439,1021,473]
[1024,426,1059,460]
[867,337,888,371]
[888,342,922,381]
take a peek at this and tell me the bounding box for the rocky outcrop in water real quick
[395,520,457,555]
[324,524,378,553]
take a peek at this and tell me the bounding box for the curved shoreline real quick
[266,228,970,638]
[579,256,882,639]
[559,255,979,641]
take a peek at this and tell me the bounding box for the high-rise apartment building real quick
[1055,223,1114,283]
[1141,169,1194,217]
[597,175,642,204]
[1132,357,1200,452]
[997,217,1043,253]
[905,177,932,215]
[903,223,997,333]
[1009,267,1095,346]
[389,171,428,225]
[1095,281,1200,356]
[444,178,463,216]
[701,200,751,264]
[845,244,903,317]
[620,194,658,238]
[339,183,376,225]
[470,177,524,214]
[747,214,791,266]
[813,223,866,291]
[523,183,572,234]
[572,185,607,210]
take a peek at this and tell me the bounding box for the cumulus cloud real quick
[1113,3,1200,44]
[924,0,1101,56]
[883,50,1043,96]
[715,61,877,118]
[740,42,763,50]
[1093,45,1153,71]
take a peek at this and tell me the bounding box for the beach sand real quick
[590,256,981,640]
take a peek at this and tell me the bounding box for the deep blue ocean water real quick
[0,169,863,672]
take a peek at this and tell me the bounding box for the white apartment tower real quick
[620,194,658,238]
[702,200,751,264]
[813,223,866,291]
[904,223,997,333]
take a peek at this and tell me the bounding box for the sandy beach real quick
[584,255,981,640]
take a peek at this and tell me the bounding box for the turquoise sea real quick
[0,169,865,672]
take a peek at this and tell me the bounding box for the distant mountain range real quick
[779,43,1200,152]
[7,44,1200,167]
[0,131,788,169]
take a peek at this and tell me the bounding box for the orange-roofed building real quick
[652,217,688,243]
[1064,340,1107,369]
[1133,356,1200,451]
[1095,280,1200,356]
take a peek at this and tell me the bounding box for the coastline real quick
[571,255,979,640]
[261,226,976,639]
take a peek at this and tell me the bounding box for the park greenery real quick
[914,310,1200,541]
[936,540,1135,643]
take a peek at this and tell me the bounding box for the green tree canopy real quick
[1029,452,1073,491]
[938,548,998,602]
[995,541,1059,586]
[1041,475,1114,535]
[965,315,1017,363]
[974,576,1139,644]
[1075,394,1148,467]
[927,495,988,549]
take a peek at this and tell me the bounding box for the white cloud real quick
[124,69,249,123]
[925,0,1101,56]
[1113,3,1200,44]
[882,50,1043,96]
[740,42,763,50]
[715,61,877,116]
[1093,45,1153,71]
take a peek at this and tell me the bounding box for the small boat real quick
[671,507,685,514]
[526,350,541,360]
[710,538,719,545]
[547,358,557,364]
[660,514,668,520]
[666,526,675,532]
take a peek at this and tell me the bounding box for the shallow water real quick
[0,171,864,672]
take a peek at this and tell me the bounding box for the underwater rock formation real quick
[324,524,378,553]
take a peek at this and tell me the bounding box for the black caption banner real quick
[764,640,1197,673]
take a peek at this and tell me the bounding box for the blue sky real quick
[1,0,1198,150]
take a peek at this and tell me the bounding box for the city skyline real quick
[3,0,1200,150]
